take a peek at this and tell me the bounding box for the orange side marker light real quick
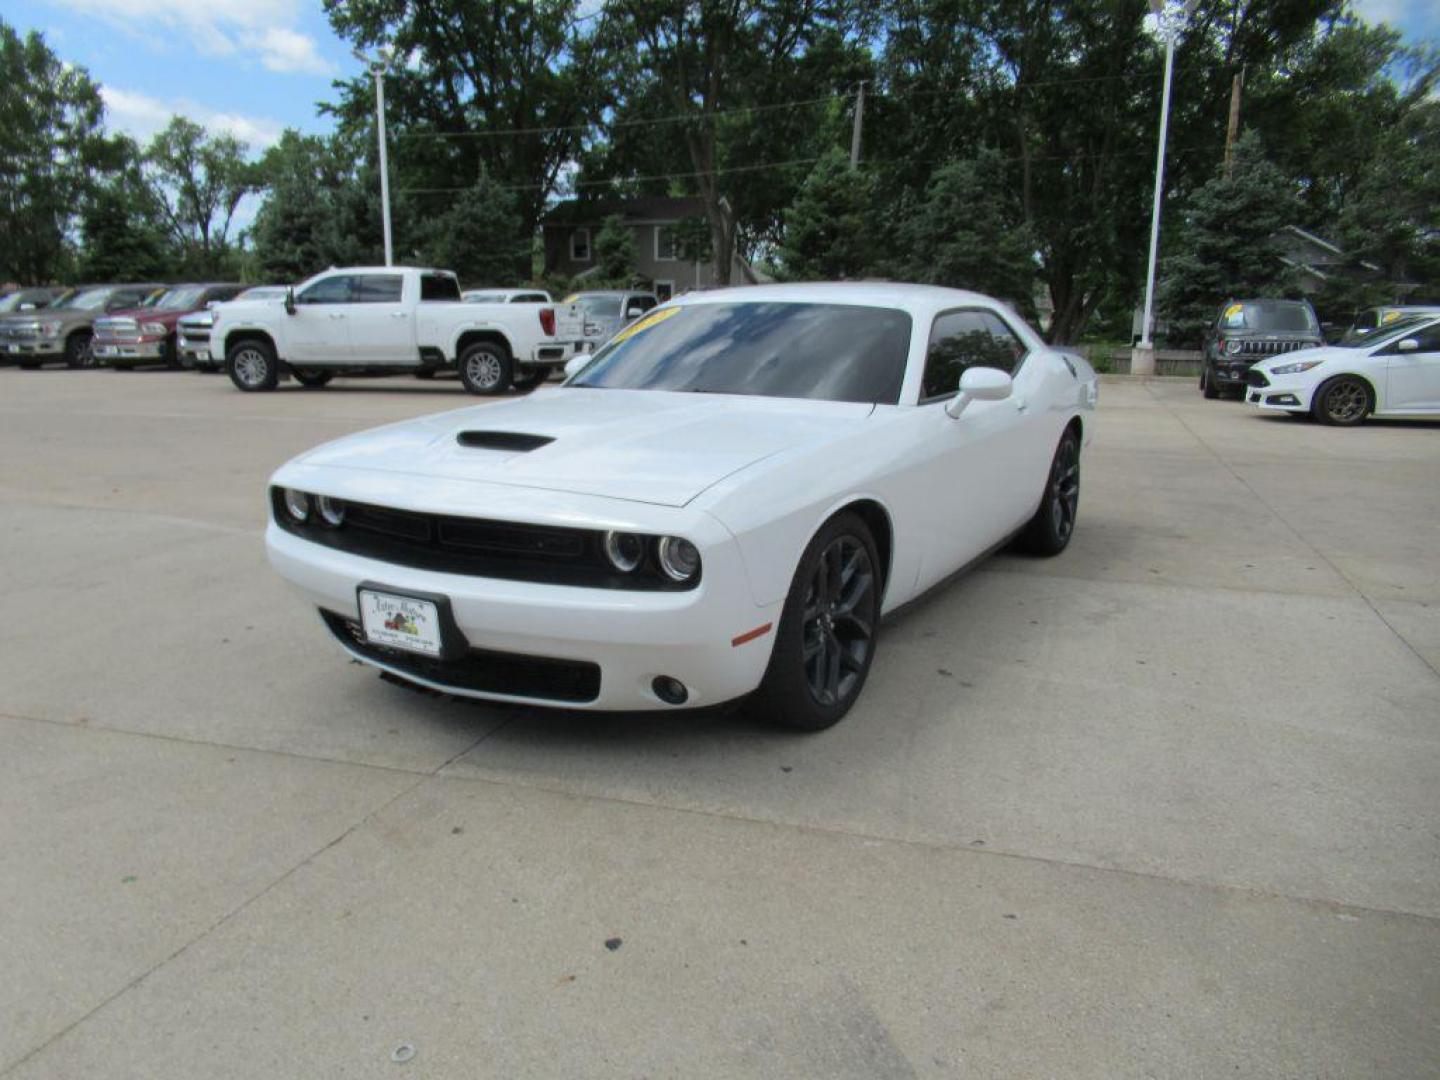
[731,622,773,647]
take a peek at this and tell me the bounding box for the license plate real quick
[95,345,118,357]
[195,349,210,361]
[358,590,444,656]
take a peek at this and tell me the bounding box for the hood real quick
[296,388,875,507]
[1253,344,1342,372]
[101,307,190,326]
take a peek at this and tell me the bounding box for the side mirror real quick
[564,354,590,380]
[284,287,297,316]
[945,367,1013,419]
[625,303,645,320]
[1396,338,1419,353]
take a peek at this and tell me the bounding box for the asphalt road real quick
[2,368,1437,1078]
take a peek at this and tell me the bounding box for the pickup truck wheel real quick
[227,340,279,392]
[292,369,332,389]
[65,331,94,369]
[458,342,511,395]
[164,335,182,370]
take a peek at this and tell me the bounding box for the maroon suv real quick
[93,283,245,368]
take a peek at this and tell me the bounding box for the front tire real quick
[458,342,512,395]
[1312,375,1371,426]
[64,331,93,369]
[1017,428,1081,556]
[1201,365,1220,399]
[227,339,279,392]
[750,512,881,731]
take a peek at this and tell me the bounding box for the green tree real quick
[420,168,528,285]
[776,150,877,280]
[145,117,258,277]
[0,20,112,283]
[593,213,638,282]
[1160,132,1302,342]
[890,150,1037,313]
[77,137,171,281]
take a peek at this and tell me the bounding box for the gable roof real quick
[543,195,709,226]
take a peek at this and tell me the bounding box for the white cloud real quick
[55,0,336,75]
[101,85,284,149]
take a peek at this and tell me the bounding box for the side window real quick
[354,275,404,303]
[111,290,144,309]
[1400,325,1440,352]
[922,310,1025,400]
[1356,310,1379,331]
[210,286,244,303]
[297,276,353,305]
[633,295,657,313]
[419,274,461,302]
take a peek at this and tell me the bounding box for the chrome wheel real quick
[1321,378,1368,424]
[465,352,503,391]
[1049,438,1080,544]
[801,536,875,708]
[232,347,269,388]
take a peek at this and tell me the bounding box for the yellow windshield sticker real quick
[608,305,680,345]
[562,294,580,303]
[1382,310,1401,324]
[1224,303,1243,319]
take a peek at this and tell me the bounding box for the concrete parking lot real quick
[2,368,1437,1078]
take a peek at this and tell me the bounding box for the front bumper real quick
[3,339,59,359]
[266,523,781,711]
[1246,382,1313,411]
[1209,360,1254,387]
[94,340,166,362]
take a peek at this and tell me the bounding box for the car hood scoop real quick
[299,388,875,507]
[456,430,555,452]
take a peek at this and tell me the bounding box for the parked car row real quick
[1,271,664,396]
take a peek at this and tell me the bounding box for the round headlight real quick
[283,488,311,522]
[1225,339,1243,355]
[317,495,346,527]
[603,531,644,572]
[657,536,700,582]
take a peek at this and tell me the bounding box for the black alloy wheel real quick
[752,512,881,731]
[65,331,93,369]
[1018,429,1081,556]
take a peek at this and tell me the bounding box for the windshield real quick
[570,301,913,405]
[1336,315,1440,349]
[576,296,622,318]
[1220,301,1318,333]
[153,286,207,311]
[53,288,112,311]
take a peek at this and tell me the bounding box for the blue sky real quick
[5,0,1437,155]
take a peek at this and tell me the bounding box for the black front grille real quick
[1235,339,1313,356]
[273,489,697,591]
[1245,369,1271,388]
[322,610,601,702]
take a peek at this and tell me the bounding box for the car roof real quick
[671,281,1010,310]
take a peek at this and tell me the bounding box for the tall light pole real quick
[1133,0,1192,376]
[354,46,395,266]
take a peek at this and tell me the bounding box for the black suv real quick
[1200,299,1324,399]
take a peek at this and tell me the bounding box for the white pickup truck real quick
[210,266,586,394]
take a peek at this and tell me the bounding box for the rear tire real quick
[750,512,881,731]
[1017,428,1081,556]
[458,341,512,395]
[227,339,279,392]
[1312,375,1372,426]
[292,369,332,389]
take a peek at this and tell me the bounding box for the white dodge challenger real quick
[266,283,1097,729]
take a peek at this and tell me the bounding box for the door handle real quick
[390,312,408,319]
[328,312,345,320]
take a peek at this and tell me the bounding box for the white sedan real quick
[1245,313,1440,425]
[265,283,1097,730]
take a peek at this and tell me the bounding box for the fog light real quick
[283,488,311,522]
[317,495,346,526]
[652,676,688,705]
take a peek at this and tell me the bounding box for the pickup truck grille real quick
[270,490,700,592]
[94,317,142,342]
[0,323,40,343]
[177,320,211,347]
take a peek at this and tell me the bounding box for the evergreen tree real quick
[776,149,877,280]
[593,213,638,282]
[420,169,528,285]
[1160,132,1303,343]
[890,150,1036,315]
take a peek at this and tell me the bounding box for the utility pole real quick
[1223,68,1244,178]
[354,46,395,266]
[850,82,865,167]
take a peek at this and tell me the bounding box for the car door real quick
[1381,322,1440,412]
[909,309,1047,588]
[345,272,412,364]
[289,274,355,362]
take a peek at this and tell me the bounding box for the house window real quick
[570,228,591,262]
[655,224,678,261]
